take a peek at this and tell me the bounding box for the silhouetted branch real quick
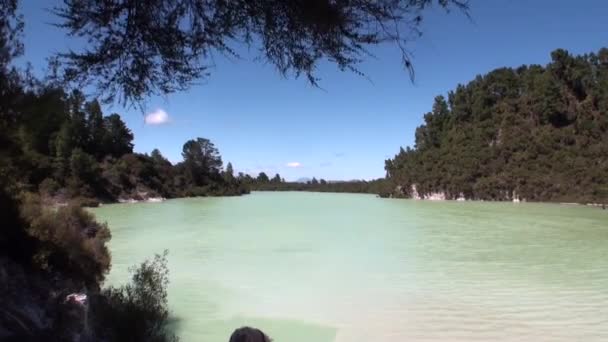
[51,0,469,105]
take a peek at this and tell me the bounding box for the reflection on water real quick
[93,192,608,342]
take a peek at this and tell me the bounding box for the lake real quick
[92,192,608,342]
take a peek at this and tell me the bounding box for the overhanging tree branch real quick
[51,0,469,105]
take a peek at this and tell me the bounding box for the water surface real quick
[92,192,608,341]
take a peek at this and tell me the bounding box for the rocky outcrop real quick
[405,184,526,202]
[410,185,447,201]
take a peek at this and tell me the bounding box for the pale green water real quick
[92,192,608,342]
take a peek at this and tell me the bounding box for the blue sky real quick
[18,0,608,180]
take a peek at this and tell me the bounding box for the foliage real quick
[256,172,270,183]
[385,48,608,203]
[245,172,390,195]
[91,251,178,342]
[52,0,468,104]
[102,113,135,158]
[19,193,111,287]
[1,185,176,341]
[0,0,23,71]
[1,80,248,202]
[68,147,100,197]
[180,138,223,187]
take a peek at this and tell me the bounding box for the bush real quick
[39,178,60,197]
[92,251,179,342]
[19,193,111,287]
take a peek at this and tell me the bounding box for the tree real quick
[70,148,97,181]
[256,172,269,183]
[225,162,234,177]
[271,174,282,183]
[102,114,134,158]
[150,149,168,165]
[224,162,235,182]
[53,122,73,181]
[0,0,22,70]
[0,0,23,118]
[181,137,223,186]
[85,99,105,158]
[69,148,100,197]
[18,88,68,155]
[67,90,89,150]
[53,0,469,104]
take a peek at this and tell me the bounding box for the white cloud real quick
[286,162,302,168]
[144,108,171,125]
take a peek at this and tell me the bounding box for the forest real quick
[244,173,391,195]
[2,88,247,206]
[385,48,608,204]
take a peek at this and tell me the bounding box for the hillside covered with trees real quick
[2,88,247,205]
[385,48,608,204]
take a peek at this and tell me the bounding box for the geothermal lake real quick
[92,192,608,342]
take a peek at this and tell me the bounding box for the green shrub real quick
[92,251,179,342]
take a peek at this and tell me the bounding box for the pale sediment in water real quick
[409,184,525,202]
[117,196,166,203]
[92,192,608,342]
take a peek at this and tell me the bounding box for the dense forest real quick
[2,88,247,206]
[385,48,608,204]
[244,173,391,195]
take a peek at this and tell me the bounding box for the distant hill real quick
[385,48,608,204]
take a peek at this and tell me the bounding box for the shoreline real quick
[95,191,606,210]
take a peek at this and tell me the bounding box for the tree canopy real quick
[51,0,468,104]
[1,80,247,202]
[385,48,608,203]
